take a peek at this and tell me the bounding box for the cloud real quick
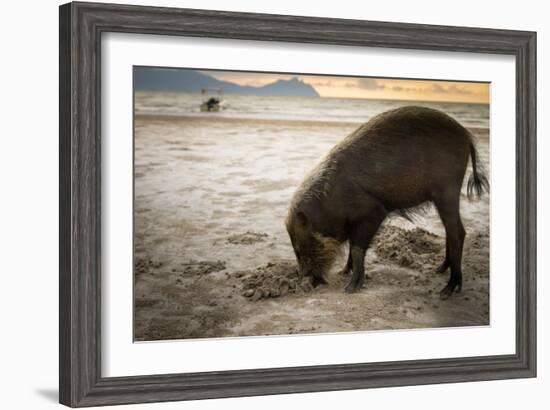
[430,83,474,95]
[384,81,478,97]
[356,78,386,90]
[309,79,337,87]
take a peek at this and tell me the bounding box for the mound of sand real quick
[371,225,445,273]
[236,261,313,301]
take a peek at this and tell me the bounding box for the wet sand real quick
[134,114,490,341]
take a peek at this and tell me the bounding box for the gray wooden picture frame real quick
[59,1,537,407]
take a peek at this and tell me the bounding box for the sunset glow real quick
[205,71,489,104]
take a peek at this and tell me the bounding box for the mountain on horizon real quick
[134,67,320,98]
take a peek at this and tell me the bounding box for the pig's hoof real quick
[439,284,457,300]
[455,281,462,293]
[345,282,364,293]
[344,286,356,294]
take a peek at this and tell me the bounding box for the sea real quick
[134,91,490,130]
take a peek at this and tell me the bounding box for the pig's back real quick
[328,106,472,209]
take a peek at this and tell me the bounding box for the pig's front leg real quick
[344,209,386,293]
[339,245,372,280]
[345,246,366,293]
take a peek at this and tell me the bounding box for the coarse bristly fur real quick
[287,158,336,216]
[311,232,343,273]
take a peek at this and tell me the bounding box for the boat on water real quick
[200,87,225,112]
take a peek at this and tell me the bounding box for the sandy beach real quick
[134,113,490,341]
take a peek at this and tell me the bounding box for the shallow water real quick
[135,91,490,128]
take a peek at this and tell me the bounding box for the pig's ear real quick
[296,211,309,228]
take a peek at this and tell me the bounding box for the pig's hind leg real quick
[434,193,465,300]
[436,238,450,273]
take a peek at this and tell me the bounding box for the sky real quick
[206,70,489,104]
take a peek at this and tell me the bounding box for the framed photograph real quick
[59,1,536,407]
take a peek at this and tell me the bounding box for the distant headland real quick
[134,67,320,98]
